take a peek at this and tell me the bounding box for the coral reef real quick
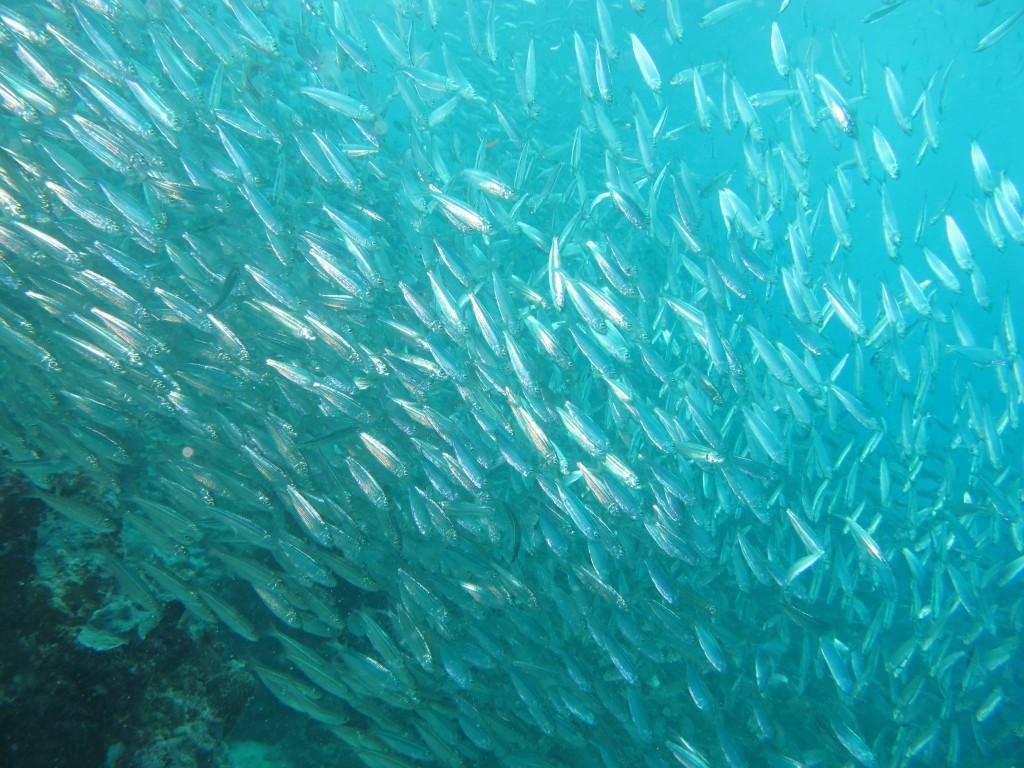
[0,480,256,768]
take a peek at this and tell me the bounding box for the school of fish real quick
[0,0,1023,766]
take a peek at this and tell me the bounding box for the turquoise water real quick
[0,0,1023,766]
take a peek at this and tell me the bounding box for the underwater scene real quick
[1,0,1023,766]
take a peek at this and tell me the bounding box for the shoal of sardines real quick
[0,0,1022,766]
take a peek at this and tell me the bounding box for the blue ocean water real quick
[0,1,1022,767]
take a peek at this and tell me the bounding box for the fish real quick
[770,22,790,79]
[884,66,912,134]
[629,33,661,94]
[699,0,754,29]
[872,125,900,179]
[975,9,1024,52]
